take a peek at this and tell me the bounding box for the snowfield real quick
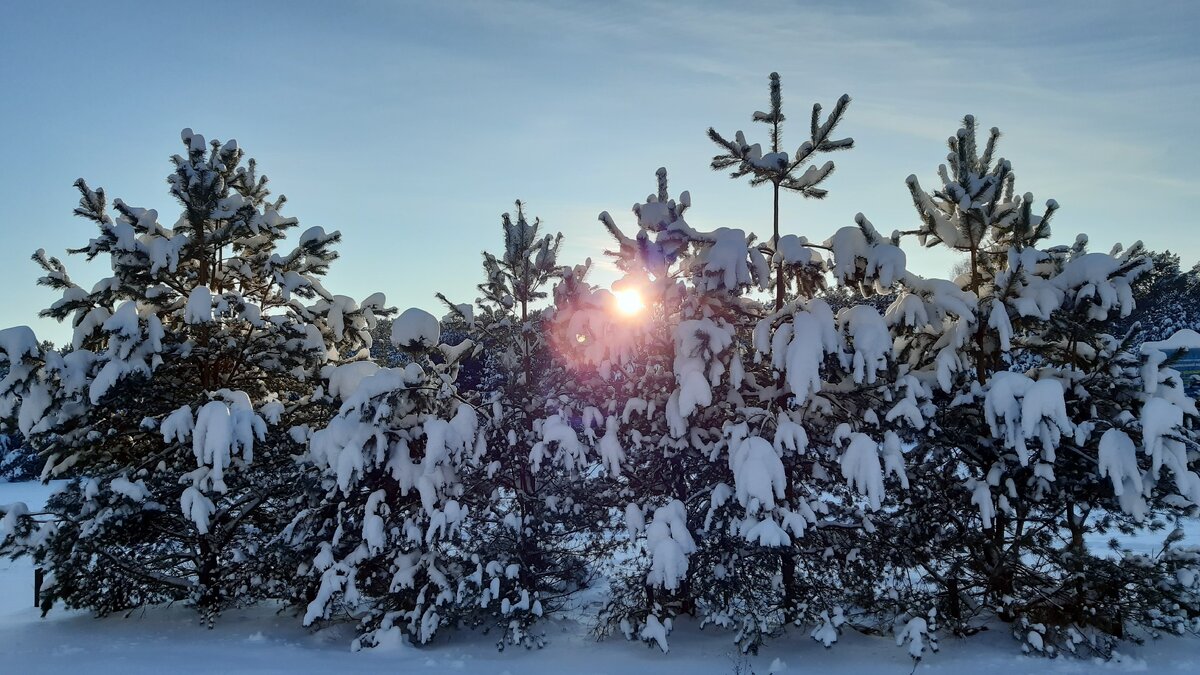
[2,481,1197,674]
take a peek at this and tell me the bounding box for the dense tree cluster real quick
[2,74,1198,663]
[1117,250,1200,343]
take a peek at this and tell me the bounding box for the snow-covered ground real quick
[2,480,1197,674]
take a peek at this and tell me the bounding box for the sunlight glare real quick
[613,288,645,316]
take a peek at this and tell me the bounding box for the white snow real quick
[837,305,891,384]
[161,405,194,444]
[829,215,907,291]
[810,607,845,648]
[691,227,758,292]
[782,301,840,406]
[640,614,671,653]
[969,479,996,529]
[190,392,267,494]
[837,432,884,511]
[895,616,933,659]
[109,476,150,502]
[0,326,40,362]
[390,308,440,349]
[983,372,1072,466]
[529,414,586,474]
[184,286,213,324]
[1142,328,1200,353]
[362,490,388,554]
[1141,397,1183,468]
[624,502,645,537]
[598,416,625,477]
[180,486,216,534]
[774,234,820,267]
[729,434,786,515]
[644,500,696,593]
[1053,252,1140,320]
[1098,428,1148,520]
[326,361,382,400]
[673,319,733,420]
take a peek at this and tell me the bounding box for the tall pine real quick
[0,130,386,621]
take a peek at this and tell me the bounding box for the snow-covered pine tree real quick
[299,202,604,650]
[1117,250,1200,343]
[708,71,853,311]
[0,358,39,482]
[0,341,59,482]
[551,167,898,653]
[297,306,485,648]
[552,168,752,651]
[838,116,1200,656]
[709,73,872,628]
[438,202,612,648]
[743,208,933,652]
[0,130,387,621]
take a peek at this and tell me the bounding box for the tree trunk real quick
[33,567,44,608]
[772,178,801,623]
[197,537,220,626]
[781,463,800,623]
[1066,502,1086,624]
[519,298,536,495]
[773,181,784,312]
[947,573,961,623]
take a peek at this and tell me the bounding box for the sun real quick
[613,288,645,316]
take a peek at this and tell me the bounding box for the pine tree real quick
[440,202,611,648]
[299,308,484,647]
[708,73,863,626]
[549,168,894,653]
[708,72,853,311]
[847,116,1200,656]
[0,359,40,482]
[301,202,607,649]
[1118,250,1200,344]
[552,168,750,650]
[0,130,386,621]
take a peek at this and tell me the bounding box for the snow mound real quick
[1143,328,1200,354]
[391,308,440,349]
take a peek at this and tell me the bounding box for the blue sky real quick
[2,0,1198,343]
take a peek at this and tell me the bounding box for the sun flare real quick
[613,288,645,316]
